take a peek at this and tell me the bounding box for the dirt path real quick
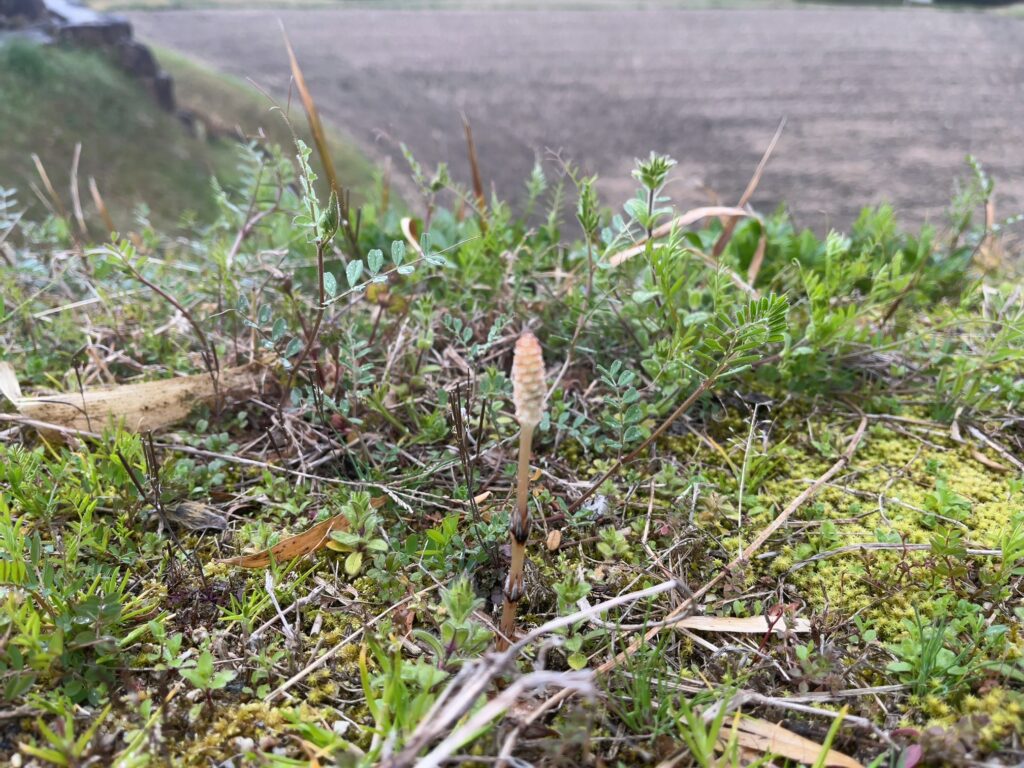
[129,8,1024,231]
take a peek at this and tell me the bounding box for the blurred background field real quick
[124,4,1024,231]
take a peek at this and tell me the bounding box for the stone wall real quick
[0,0,46,25]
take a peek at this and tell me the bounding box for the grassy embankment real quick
[0,40,374,231]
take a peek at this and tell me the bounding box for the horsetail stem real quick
[498,331,545,650]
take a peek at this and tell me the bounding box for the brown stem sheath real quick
[498,423,535,650]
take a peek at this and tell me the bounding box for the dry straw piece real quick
[498,331,546,650]
[0,360,265,436]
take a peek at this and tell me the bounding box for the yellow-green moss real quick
[180,701,286,765]
[962,688,1024,747]
[730,421,1023,639]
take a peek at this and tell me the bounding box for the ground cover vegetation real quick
[1,57,1023,767]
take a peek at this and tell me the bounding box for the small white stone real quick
[235,736,256,753]
[332,719,349,736]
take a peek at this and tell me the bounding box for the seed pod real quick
[317,189,340,243]
[546,529,562,552]
[511,331,545,429]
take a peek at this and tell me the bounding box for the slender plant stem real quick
[279,240,327,415]
[585,238,594,298]
[498,423,535,650]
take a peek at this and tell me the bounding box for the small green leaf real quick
[623,425,644,443]
[324,271,337,297]
[346,260,364,287]
[568,652,588,670]
[721,364,752,378]
[271,318,287,342]
[391,240,406,266]
[345,550,364,576]
[368,248,384,274]
[330,531,362,549]
[285,337,304,357]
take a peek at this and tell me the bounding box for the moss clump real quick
[740,422,1022,636]
[962,688,1024,748]
[180,701,286,765]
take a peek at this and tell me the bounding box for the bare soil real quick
[130,7,1024,230]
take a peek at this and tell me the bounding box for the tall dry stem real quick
[498,331,545,650]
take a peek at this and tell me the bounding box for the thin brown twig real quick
[88,177,116,235]
[116,256,221,394]
[31,153,70,228]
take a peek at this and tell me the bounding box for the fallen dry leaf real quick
[166,501,228,531]
[222,496,385,568]
[727,715,863,768]
[971,449,1008,473]
[222,512,350,569]
[1,362,265,434]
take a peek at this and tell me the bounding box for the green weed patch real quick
[1,119,1022,766]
